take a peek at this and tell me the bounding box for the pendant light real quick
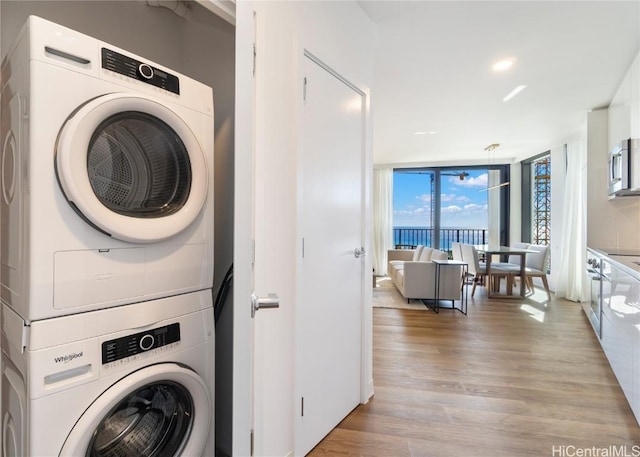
[479,143,510,192]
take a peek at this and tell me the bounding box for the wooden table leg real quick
[520,253,526,297]
[486,256,493,298]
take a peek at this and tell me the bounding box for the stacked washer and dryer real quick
[1,16,216,456]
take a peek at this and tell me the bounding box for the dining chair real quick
[494,244,551,298]
[493,242,530,268]
[460,243,487,297]
[451,242,464,291]
[491,241,530,292]
[523,244,551,299]
[451,242,463,261]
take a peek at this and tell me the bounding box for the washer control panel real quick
[101,47,180,94]
[102,323,181,365]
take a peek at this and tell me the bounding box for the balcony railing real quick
[393,227,488,252]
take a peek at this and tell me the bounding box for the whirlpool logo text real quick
[54,351,84,364]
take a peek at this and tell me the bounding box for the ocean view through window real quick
[394,168,490,252]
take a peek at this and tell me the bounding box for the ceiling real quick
[359,1,640,167]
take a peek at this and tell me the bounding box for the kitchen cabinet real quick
[587,52,640,253]
[631,53,640,141]
[587,250,640,424]
[608,52,637,151]
[601,260,639,417]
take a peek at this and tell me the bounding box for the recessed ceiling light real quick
[492,58,516,72]
[503,85,527,102]
[414,131,428,135]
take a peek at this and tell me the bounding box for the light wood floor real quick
[309,287,640,456]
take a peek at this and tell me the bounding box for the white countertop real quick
[608,255,640,280]
[588,247,640,281]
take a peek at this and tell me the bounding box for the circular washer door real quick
[56,93,208,243]
[60,363,212,457]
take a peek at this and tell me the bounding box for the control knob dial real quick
[138,63,154,80]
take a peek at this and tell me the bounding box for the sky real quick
[393,169,489,228]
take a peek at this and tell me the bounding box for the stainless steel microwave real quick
[608,138,640,196]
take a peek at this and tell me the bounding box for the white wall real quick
[586,109,611,249]
[509,162,522,244]
[234,1,374,455]
[2,2,182,66]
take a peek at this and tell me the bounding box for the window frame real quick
[394,164,510,249]
[521,151,551,244]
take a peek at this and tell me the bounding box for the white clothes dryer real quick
[1,289,215,457]
[0,16,214,322]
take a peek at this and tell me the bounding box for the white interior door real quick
[295,52,365,456]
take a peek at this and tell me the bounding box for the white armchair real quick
[387,246,462,302]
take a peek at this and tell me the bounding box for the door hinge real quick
[303,76,307,101]
[21,94,29,119]
[250,429,254,456]
[21,324,29,353]
[252,238,256,268]
[302,237,305,258]
[253,42,257,76]
[301,397,304,417]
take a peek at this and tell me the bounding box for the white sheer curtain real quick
[555,139,589,301]
[487,169,501,248]
[373,168,394,276]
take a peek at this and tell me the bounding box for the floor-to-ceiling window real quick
[532,156,551,245]
[521,153,551,247]
[393,166,510,254]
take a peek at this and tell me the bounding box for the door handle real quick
[354,247,366,258]
[251,292,280,318]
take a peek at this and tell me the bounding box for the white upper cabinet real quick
[609,52,639,151]
[631,54,640,140]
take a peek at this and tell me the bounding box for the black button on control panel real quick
[102,323,180,364]
[139,334,155,351]
[138,63,154,80]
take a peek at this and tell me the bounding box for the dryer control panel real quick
[101,47,180,94]
[102,323,181,365]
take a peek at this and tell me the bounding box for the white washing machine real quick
[0,16,215,322]
[1,289,215,456]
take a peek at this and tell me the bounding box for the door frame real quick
[293,48,373,454]
[233,6,374,454]
[232,2,254,456]
[299,48,373,404]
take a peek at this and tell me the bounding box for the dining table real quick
[474,245,536,298]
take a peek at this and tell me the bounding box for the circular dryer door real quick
[60,363,212,457]
[56,93,208,243]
